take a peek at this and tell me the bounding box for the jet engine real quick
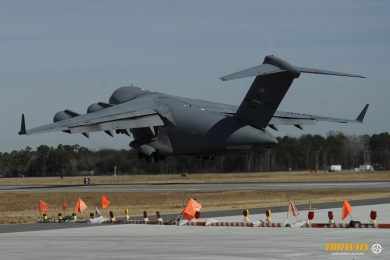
[86,102,114,137]
[53,110,91,137]
[86,102,112,113]
[53,110,80,122]
[109,86,148,104]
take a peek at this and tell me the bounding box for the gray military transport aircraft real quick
[19,55,368,161]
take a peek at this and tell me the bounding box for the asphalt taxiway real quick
[1,180,390,192]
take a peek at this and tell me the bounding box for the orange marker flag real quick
[182,198,202,220]
[74,198,88,213]
[288,200,299,217]
[62,200,68,211]
[341,200,352,220]
[100,195,110,209]
[38,200,48,214]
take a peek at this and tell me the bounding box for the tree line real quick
[0,132,389,177]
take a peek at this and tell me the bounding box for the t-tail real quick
[220,55,366,130]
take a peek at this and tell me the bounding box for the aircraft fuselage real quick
[130,93,277,156]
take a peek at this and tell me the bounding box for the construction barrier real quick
[257,222,283,228]
[126,220,170,225]
[36,215,390,229]
[183,221,384,229]
[34,199,390,229]
[185,221,207,226]
[184,221,284,227]
[305,223,377,228]
[377,223,390,228]
[209,222,254,227]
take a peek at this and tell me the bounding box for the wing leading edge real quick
[19,109,164,136]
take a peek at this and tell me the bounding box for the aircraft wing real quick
[269,104,369,127]
[18,105,164,136]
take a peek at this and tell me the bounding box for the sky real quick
[0,0,389,152]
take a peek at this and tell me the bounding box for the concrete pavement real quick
[0,223,388,259]
[1,198,390,259]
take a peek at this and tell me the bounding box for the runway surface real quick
[0,224,388,260]
[1,180,390,192]
[1,200,389,259]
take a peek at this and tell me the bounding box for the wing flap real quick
[21,109,164,135]
[68,114,164,134]
[270,117,317,125]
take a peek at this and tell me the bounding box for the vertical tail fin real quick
[220,55,366,129]
[356,104,369,123]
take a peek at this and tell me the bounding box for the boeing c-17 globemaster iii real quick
[19,55,368,161]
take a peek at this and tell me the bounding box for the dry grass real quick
[1,171,390,186]
[2,171,390,224]
[1,189,390,224]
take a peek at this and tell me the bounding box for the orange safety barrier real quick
[116,219,390,228]
[306,223,378,228]
[209,222,254,227]
[257,222,283,228]
[377,223,390,228]
[185,221,206,226]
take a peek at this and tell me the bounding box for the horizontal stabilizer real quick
[297,67,366,78]
[220,55,366,81]
[220,64,283,81]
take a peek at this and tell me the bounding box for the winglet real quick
[356,104,369,123]
[18,113,27,135]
